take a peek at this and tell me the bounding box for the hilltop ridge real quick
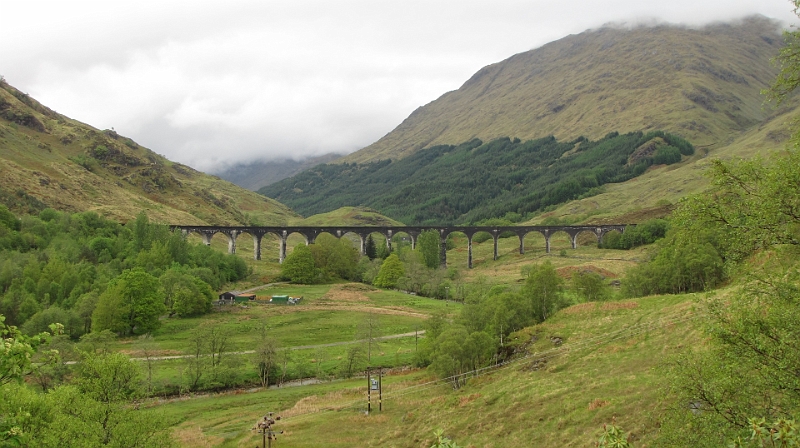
[340,16,786,164]
[0,79,299,225]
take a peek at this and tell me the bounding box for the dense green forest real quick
[0,207,248,335]
[260,131,693,224]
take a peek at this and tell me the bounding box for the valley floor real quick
[156,291,699,447]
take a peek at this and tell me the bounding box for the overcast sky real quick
[1,1,797,173]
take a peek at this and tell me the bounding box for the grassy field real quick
[153,290,700,447]
[111,282,457,391]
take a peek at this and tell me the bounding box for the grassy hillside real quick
[524,94,800,225]
[296,206,405,226]
[341,17,784,164]
[0,79,298,226]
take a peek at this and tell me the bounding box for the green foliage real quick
[91,268,165,336]
[77,351,141,403]
[338,344,367,378]
[281,244,319,284]
[365,234,378,260]
[69,154,99,172]
[653,145,682,165]
[0,205,19,231]
[0,314,51,386]
[731,418,800,447]
[522,261,566,322]
[0,334,173,448]
[160,267,213,317]
[0,208,243,332]
[430,429,464,448]
[674,150,800,264]
[458,289,529,349]
[22,306,83,339]
[600,219,669,250]
[308,233,361,281]
[659,267,800,446]
[374,254,405,289]
[262,131,693,224]
[765,1,800,106]
[622,228,724,296]
[572,271,612,302]
[597,422,632,448]
[417,230,441,269]
[428,325,496,389]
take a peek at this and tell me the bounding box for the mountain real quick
[261,17,798,224]
[215,153,341,191]
[339,16,785,164]
[0,79,298,226]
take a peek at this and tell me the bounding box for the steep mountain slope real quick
[215,153,341,191]
[340,16,785,164]
[0,80,298,225]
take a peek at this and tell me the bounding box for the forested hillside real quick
[0,207,247,334]
[261,131,693,224]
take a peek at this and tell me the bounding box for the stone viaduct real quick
[172,225,629,269]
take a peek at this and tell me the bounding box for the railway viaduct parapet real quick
[172,225,630,268]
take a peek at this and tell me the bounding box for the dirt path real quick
[237,282,289,294]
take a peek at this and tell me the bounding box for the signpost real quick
[366,367,383,414]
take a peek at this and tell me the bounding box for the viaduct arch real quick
[172,225,629,269]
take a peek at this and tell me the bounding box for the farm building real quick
[218,291,256,304]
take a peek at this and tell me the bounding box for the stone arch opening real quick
[573,228,601,248]
[598,228,624,248]
[253,231,284,263]
[546,229,576,254]
[360,231,390,259]
[391,230,415,256]
[522,230,547,255]
[443,230,468,267]
[232,229,260,260]
[468,230,496,268]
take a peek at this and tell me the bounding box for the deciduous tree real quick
[281,244,319,284]
[92,268,165,336]
[374,254,404,289]
[417,230,441,269]
[521,261,565,322]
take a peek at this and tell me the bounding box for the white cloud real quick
[1,0,798,172]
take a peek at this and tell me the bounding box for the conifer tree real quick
[365,234,377,260]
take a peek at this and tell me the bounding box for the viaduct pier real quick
[173,225,629,269]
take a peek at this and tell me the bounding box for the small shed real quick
[234,294,256,303]
[218,291,256,305]
[219,292,237,302]
[270,295,289,304]
[269,295,302,305]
